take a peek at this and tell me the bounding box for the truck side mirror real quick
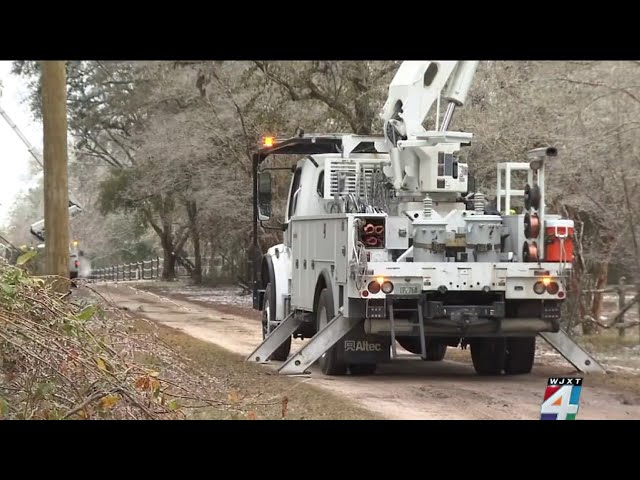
[258,171,273,221]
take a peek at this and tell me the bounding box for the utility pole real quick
[41,61,69,292]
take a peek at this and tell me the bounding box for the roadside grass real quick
[132,318,379,420]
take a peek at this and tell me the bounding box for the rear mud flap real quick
[342,325,390,364]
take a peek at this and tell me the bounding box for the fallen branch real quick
[64,390,115,419]
[584,316,640,330]
[582,294,640,330]
[0,263,230,420]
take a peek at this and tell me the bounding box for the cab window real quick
[317,170,325,197]
[287,167,303,220]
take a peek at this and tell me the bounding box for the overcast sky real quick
[0,60,42,227]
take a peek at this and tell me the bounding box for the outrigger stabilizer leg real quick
[538,330,606,374]
[246,312,303,363]
[279,315,361,375]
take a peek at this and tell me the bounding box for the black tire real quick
[349,364,377,375]
[262,283,291,361]
[397,337,447,361]
[470,338,506,375]
[504,336,536,375]
[316,288,346,376]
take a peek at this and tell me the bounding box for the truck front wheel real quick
[316,288,347,376]
[262,283,291,361]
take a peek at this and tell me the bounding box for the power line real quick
[0,103,43,168]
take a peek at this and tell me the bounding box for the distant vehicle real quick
[1,96,84,281]
[69,240,83,280]
[30,210,84,279]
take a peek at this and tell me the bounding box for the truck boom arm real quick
[381,61,479,142]
[380,61,479,191]
[0,103,43,168]
[0,98,81,209]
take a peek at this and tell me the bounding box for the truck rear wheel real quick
[262,283,291,361]
[504,337,536,374]
[470,338,506,375]
[316,288,346,376]
[397,337,447,361]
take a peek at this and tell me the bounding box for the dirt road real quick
[94,283,640,420]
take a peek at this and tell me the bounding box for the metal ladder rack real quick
[389,302,428,360]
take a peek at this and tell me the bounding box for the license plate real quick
[398,285,419,295]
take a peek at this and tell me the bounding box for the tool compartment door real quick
[290,216,348,311]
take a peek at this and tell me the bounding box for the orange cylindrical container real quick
[544,218,574,262]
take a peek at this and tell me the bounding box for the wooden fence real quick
[89,258,189,282]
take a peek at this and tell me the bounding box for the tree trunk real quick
[584,262,609,334]
[161,235,176,280]
[192,234,202,284]
[186,201,202,284]
[208,235,216,279]
[41,61,70,293]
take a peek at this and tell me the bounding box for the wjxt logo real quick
[540,377,583,420]
[548,378,583,386]
[345,340,382,352]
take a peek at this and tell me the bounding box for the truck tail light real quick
[368,281,381,294]
[381,281,394,294]
[533,281,546,295]
[546,282,559,295]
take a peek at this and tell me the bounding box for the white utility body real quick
[248,61,604,376]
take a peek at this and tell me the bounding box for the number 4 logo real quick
[540,386,581,420]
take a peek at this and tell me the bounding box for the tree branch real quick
[142,205,164,238]
[209,68,254,168]
[106,129,136,166]
[555,76,640,105]
[254,61,305,101]
[305,76,357,131]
